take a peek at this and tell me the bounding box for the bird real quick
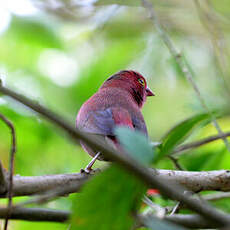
[76,70,154,173]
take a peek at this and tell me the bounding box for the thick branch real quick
[0,85,230,226]
[1,169,230,198]
[153,169,230,192]
[0,172,89,198]
[165,214,221,229]
[0,207,69,222]
[0,206,224,229]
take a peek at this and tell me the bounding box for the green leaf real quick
[71,165,145,230]
[115,127,155,165]
[157,113,210,160]
[201,147,226,170]
[143,215,187,230]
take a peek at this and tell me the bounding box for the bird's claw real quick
[80,152,101,174]
[80,168,100,174]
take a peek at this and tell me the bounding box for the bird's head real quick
[101,70,154,108]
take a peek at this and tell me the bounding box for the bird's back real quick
[76,87,148,136]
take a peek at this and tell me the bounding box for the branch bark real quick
[0,161,6,194]
[0,113,16,230]
[204,192,230,201]
[0,207,69,222]
[1,169,230,198]
[165,214,221,229]
[173,131,230,155]
[0,172,89,198]
[152,169,230,192]
[0,85,230,226]
[0,206,225,229]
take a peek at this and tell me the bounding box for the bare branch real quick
[0,169,229,200]
[139,212,222,229]
[170,202,180,215]
[173,131,230,155]
[0,161,6,194]
[0,85,230,226]
[165,213,221,229]
[0,172,89,198]
[151,169,230,192]
[204,192,230,201]
[167,156,185,170]
[0,207,69,222]
[0,206,225,229]
[0,113,16,230]
[141,0,230,152]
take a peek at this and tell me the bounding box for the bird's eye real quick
[138,78,145,86]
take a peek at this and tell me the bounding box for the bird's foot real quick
[80,168,93,174]
[80,152,101,174]
[80,167,101,174]
[80,167,92,174]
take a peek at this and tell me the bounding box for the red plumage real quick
[76,70,154,170]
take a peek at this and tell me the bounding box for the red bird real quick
[76,70,154,172]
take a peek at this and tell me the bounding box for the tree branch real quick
[204,192,230,201]
[0,84,230,226]
[0,206,224,229]
[173,131,230,155]
[0,161,6,194]
[165,214,221,229]
[0,172,89,198]
[0,207,69,222]
[0,113,16,230]
[0,169,230,199]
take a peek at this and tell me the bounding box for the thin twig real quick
[167,156,184,170]
[170,202,181,216]
[204,192,230,202]
[0,161,6,194]
[173,131,230,155]
[168,148,184,217]
[0,85,230,226]
[141,0,230,153]
[167,154,184,215]
[0,113,16,230]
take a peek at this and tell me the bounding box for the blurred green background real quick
[0,0,230,229]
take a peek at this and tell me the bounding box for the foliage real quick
[71,165,145,230]
[157,113,211,160]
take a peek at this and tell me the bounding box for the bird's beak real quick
[146,87,155,96]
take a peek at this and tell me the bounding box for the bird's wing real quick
[131,115,148,136]
[78,107,133,136]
